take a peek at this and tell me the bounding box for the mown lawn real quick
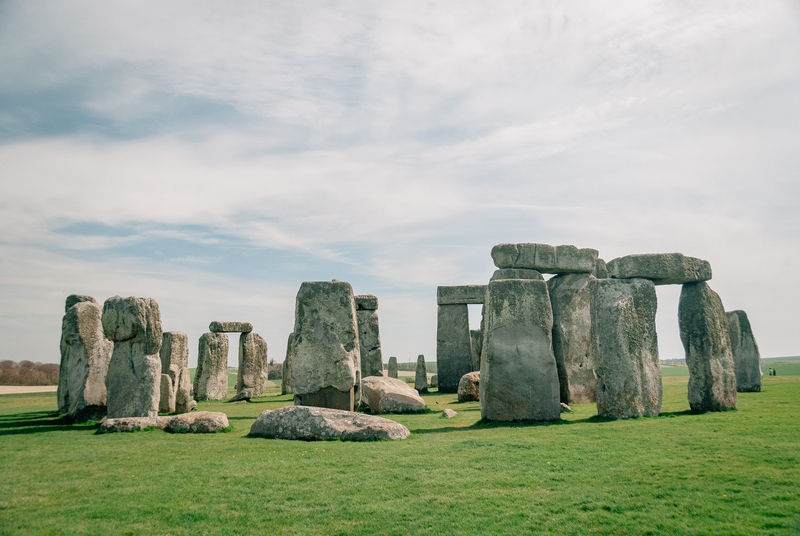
[1,367,799,535]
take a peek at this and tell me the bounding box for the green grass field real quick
[1,367,799,535]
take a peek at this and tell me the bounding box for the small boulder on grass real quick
[442,409,457,419]
[457,372,480,402]
[165,411,229,433]
[249,406,409,441]
[97,416,169,433]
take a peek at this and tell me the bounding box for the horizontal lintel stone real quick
[209,321,253,333]
[491,243,598,274]
[355,295,379,310]
[437,285,487,305]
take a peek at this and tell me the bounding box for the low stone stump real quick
[491,243,598,274]
[458,371,480,402]
[249,406,410,441]
[430,374,438,388]
[727,310,762,393]
[607,253,712,285]
[361,376,425,413]
[194,332,229,401]
[388,356,398,379]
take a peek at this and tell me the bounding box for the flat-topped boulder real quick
[607,253,711,285]
[361,376,426,413]
[209,321,253,333]
[490,268,543,281]
[458,371,480,402]
[727,310,762,393]
[437,285,487,305]
[97,416,169,433]
[164,411,229,433]
[249,406,410,441]
[491,243,598,274]
[355,295,378,310]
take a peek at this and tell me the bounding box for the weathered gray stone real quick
[281,333,295,395]
[469,329,483,372]
[165,411,229,433]
[388,356,398,379]
[607,253,712,285]
[193,332,229,401]
[589,278,661,419]
[233,332,268,401]
[65,294,97,313]
[361,376,426,413]
[457,371,480,402]
[679,282,737,412]
[437,304,471,393]
[103,296,162,419]
[490,268,544,281]
[249,406,409,441]
[560,402,572,413]
[415,355,428,393]
[209,321,252,333]
[442,408,457,418]
[593,259,609,279]
[160,332,190,413]
[491,243,598,274]
[97,416,169,433]
[356,301,383,379]
[727,310,762,393]
[58,299,113,420]
[430,374,438,388]
[291,281,360,411]
[159,373,175,413]
[480,279,561,421]
[437,285,487,305]
[548,273,597,404]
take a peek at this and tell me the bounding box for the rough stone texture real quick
[294,386,354,411]
[442,409,457,418]
[480,279,561,421]
[165,411,229,433]
[355,294,378,311]
[97,416,169,433]
[593,259,609,279]
[430,374,438,387]
[548,273,597,404]
[607,253,712,285]
[560,403,572,412]
[249,406,409,441]
[589,278,662,419]
[209,321,253,333]
[58,299,113,420]
[291,281,361,411]
[281,333,295,395]
[414,355,428,393]
[437,304,471,393]
[470,329,483,372]
[159,374,175,413]
[490,268,544,281]
[388,356,398,379]
[679,282,737,413]
[65,294,97,313]
[356,306,384,379]
[233,332,269,401]
[160,332,190,413]
[491,243,598,274]
[727,310,762,393]
[437,285,487,305]
[193,332,229,401]
[103,296,163,419]
[457,371,480,402]
[361,376,426,413]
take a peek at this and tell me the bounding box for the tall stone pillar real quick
[727,310,762,393]
[235,332,268,401]
[159,331,190,413]
[355,295,383,378]
[388,356,398,379]
[436,285,485,393]
[415,354,428,393]
[194,332,229,401]
[281,332,295,395]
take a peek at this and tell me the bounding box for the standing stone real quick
[102,296,163,419]
[415,355,428,394]
[458,371,480,402]
[679,282,737,413]
[58,297,113,420]
[355,295,384,378]
[160,331,191,413]
[437,304,471,393]
[491,243,598,274]
[159,374,175,413]
[607,253,712,285]
[727,310,762,392]
[430,374,438,388]
[469,329,483,372]
[388,356,398,379]
[548,273,596,404]
[291,281,361,412]
[480,278,561,421]
[234,332,269,401]
[194,332,229,401]
[281,332,295,395]
[589,278,661,419]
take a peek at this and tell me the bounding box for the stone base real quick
[294,386,354,412]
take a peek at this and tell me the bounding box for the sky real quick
[1,1,799,367]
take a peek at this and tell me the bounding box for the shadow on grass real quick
[0,411,99,436]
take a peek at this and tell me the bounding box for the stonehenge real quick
[727,310,762,392]
[414,354,428,393]
[436,285,484,393]
[233,332,269,401]
[194,332,229,401]
[355,295,383,378]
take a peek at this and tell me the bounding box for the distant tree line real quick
[394,362,437,373]
[0,360,59,385]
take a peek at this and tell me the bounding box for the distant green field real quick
[1,374,798,534]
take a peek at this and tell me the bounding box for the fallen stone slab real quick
[727,310,762,393]
[209,321,253,333]
[97,416,169,433]
[437,285,487,305]
[165,411,229,433]
[361,376,426,413]
[607,253,712,285]
[442,409,457,418]
[457,371,480,402]
[489,268,544,281]
[491,243,598,274]
[249,406,410,441]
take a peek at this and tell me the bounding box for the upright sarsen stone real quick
[727,310,762,392]
[437,304,471,393]
[355,295,383,378]
[194,332,229,401]
[102,296,163,419]
[58,298,113,420]
[480,279,560,422]
[281,333,295,395]
[235,332,269,400]
[548,273,596,404]
[469,329,483,372]
[160,331,190,413]
[291,281,361,411]
[388,356,398,379]
[679,282,737,412]
[415,355,428,393]
[590,279,661,419]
